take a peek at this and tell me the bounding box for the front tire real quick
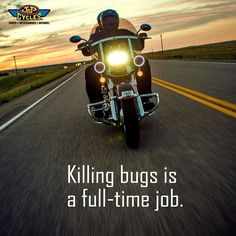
[122,99,140,148]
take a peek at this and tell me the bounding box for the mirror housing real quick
[70,35,82,43]
[140,24,151,31]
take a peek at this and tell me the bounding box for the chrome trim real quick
[87,100,117,125]
[91,35,139,46]
[133,55,145,67]
[87,92,160,125]
[110,97,118,121]
[136,96,145,117]
[128,38,134,58]
[94,61,106,74]
[140,92,160,117]
[99,43,105,62]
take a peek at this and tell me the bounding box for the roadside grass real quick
[0,64,79,104]
[143,40,236,60]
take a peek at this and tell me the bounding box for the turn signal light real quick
[100,76,106,83]
[137,70,143,77]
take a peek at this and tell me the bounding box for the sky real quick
[0,0,236,70]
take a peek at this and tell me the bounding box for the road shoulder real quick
[0,68,84,127]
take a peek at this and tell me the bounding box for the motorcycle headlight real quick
[107,51,129,66]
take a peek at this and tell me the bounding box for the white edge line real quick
[0,68,83,132]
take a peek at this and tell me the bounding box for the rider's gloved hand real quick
[138,33,147,39]
[137,33,147,50]
[80,42,91,56]
[77,42,87,50]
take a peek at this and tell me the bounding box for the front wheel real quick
[122,99,140,148]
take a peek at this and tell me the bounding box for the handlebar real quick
[74,35,151,52]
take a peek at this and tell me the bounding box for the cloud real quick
[0,0,31,34]
[11,38,26,44]
[1,0,236,70]
[0,32,72,58]
[129,1,236,35]
[47,33,59,39]
[0,33,9,38]
[47,7,88,17]
[0,37,26,52]
[0,0,24,15]
[0,45,12,49]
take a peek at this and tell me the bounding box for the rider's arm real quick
[138,33,147,50]
[83,26,102,56]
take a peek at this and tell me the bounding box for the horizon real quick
[1,39,235,72]
[1,0,236,70]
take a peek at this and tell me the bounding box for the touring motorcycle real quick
[70,18,159,148]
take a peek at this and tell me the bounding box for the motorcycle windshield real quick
[89,18,142,60]
[89,18,142,76]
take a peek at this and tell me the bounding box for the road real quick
[0,60,235,236]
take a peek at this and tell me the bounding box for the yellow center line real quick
[152,78,236,119]
[152,77,236,112]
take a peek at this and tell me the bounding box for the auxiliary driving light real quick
[107,51,128,66]
[133,55,145,67]
[94,61,106,74]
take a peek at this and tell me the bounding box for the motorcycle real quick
[70,18,160,148]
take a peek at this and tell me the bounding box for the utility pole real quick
[13,56,19,76]
[160,34,164,53]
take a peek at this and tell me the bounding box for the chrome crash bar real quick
[87,92,160,125]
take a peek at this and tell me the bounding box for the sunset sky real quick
[0,0,236,70]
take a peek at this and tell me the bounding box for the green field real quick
[0,63,80,104]
[143,40,236,60]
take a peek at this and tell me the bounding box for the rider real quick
[83,9,153,109]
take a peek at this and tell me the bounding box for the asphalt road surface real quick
[0,60,235,236]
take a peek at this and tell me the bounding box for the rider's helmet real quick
[97,9,119,31]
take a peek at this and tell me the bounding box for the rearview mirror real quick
[140,24,151,31]
[70,35,82,43]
